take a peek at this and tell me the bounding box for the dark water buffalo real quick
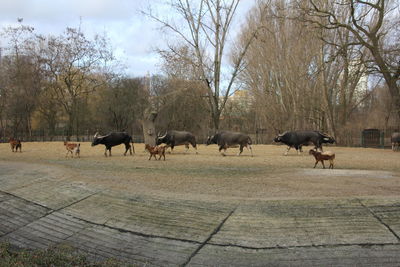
[274,130,335,155]
[392,132,400,151]
[156,130,197,153]
[92,132,134,157]
[206,131,253,156]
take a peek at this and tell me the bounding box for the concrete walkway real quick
[1,161,400,266]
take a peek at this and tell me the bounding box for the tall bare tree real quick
[0,23,42,139]
[36,27,113,138]
[301,0,400,120]
[95,77,147,132]
[146,0,259,130]
[239,0,321,132]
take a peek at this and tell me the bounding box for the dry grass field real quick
[1,141,400,266]
[1,141,399,202]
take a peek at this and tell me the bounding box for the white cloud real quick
[0,0,256,77]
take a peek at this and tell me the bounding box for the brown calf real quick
[145,144,166,161]
[64,141,80,158]
[9,138,22,152]
[309,149,335,169]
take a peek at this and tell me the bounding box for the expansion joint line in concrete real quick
[0,190,51,211]
[68,215,203,245]
[207,241,400,251]
[53,192,99,212]
[357,199,400,242]
[181,206,238,267]
[0,190,98,238]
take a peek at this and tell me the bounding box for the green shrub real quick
[0,242,131,267]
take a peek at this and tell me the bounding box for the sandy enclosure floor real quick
[0,142,399,202]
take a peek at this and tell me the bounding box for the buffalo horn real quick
[159,131,167,139]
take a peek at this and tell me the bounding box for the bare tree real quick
[146,0,259,130]
[0,23,41,139]
[154,78,210,134]
[36,27,113,139]
[301,0,400,120]
[239,0,321,132]
[95,77,147,132]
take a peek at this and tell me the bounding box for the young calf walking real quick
[64,141,80,158]
[145,144,166,161]
[309,149,335,169]
[9,138,22,152]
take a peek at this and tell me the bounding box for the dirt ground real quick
[1,142,399,202]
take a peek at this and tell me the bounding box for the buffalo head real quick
[273,133,284,143]
[206,135,212,145]
[206,135,217,145]
[156,131,167,145]
[321,133,335,144]
[92,132,101,146]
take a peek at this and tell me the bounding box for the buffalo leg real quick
[108,148,112,157]
[316,142,323,152]
[104,148,108,157]
[238,145,244,156]
[284,146,291,156]
[192,143,198,154]
[219,145,226,156]
[321,160,326,169]
[124,143,130,156]
[168,144,174,154]
[126,143,133,155]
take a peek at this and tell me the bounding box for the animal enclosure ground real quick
[1,142,399,201]
[1,142,400,265]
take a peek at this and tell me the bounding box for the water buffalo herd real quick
[7,129,399,159]
[90,129,339,157]
[89,130,400,157]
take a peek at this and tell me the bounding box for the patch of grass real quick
[0,242,132,267]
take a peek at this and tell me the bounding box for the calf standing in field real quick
[9,138,22,152]
[309,149,335,169]
[64,141,80,158]
[145,144,166,161]
[392,132,400,151]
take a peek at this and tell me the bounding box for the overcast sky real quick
[0,0,256,77]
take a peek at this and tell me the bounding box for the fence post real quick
[380,131,385,149]
[361,132,365,147]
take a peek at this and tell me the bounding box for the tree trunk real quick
[142,108,157,146]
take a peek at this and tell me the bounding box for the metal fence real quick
[1,128,398,148]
